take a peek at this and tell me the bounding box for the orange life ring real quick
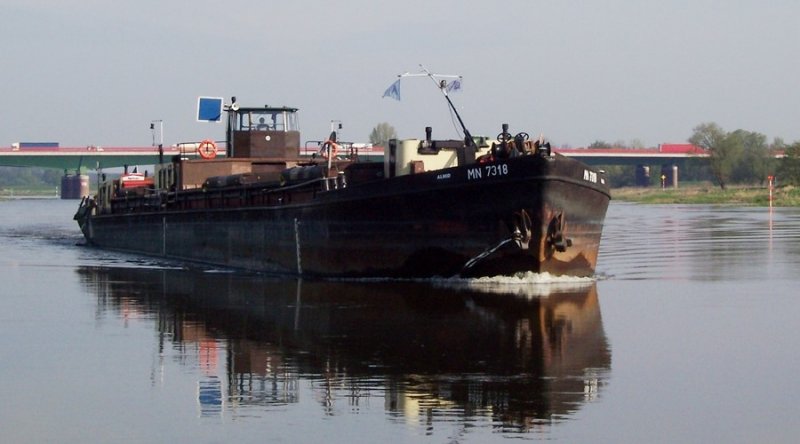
[320,140,339,159]
[198,139,218,159]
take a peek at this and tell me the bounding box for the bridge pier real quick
[60,173,89,199]
[660,164,679,188]
[635,165,651,187]
[636,164,680,188]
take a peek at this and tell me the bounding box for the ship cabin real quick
[385,128,492,179]
[154,105,311,192]
[228,106,300,159]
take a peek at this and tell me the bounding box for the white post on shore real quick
[768,175,774,207]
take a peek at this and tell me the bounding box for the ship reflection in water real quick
[78,267,610,432]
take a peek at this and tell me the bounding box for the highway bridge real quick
[0,144,226,170]
[2,142,706,198]
[554,144,708,166]
[2,141,708,199]
[0,143,705,170]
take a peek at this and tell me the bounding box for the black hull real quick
[78,155,610,278]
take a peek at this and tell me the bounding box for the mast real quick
[225,97,238,158]
[399,65,477,149]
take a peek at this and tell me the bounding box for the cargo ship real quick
[74,89,610,278]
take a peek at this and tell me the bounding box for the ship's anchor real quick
[511,209,533,250]
[546,212,572,252]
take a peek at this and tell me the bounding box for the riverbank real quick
[0,187,61,200]
[6,185,800,206]
[612,184,800,206]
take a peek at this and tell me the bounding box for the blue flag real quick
[446,78,462,93]
[382,79,401,101]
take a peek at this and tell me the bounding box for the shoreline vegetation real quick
[613,183,800,206]
[1,187,61,199]
[4,184,800,206]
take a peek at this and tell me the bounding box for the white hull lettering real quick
[468,164,509,181]
[467,168,482,180]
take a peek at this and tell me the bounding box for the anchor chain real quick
[460,209,534,274]
[461,238,514,273]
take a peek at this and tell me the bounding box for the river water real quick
[1,199,799,443]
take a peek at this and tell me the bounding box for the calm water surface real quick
[1,199,799,443]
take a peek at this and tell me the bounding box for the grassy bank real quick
[6,184,798,206]
[612,184,800,206]
[0,186,61,199]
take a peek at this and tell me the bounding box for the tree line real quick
[688,122,785,189]
[588,122,800,188]
[0,167,62,189]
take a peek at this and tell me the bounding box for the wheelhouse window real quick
[236,108,299,132]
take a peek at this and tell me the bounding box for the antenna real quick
[397,65,476,149]
[150,120,163,147]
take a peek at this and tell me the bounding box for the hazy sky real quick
[2,0,799,148]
